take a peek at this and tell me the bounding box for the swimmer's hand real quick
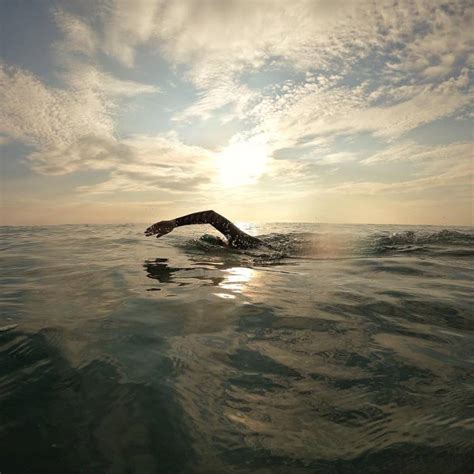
[144,219,177,238]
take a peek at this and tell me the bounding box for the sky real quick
[0,0,473,226]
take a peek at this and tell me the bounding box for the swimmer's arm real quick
[145,210,263,248]
[174,210,242,239]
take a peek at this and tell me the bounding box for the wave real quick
[178,229,474,263]
[372,229,474,246]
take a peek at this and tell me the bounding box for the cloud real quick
[0,3,161,150]
[321,141,473,195]
[47,0,472,134]
[317,152,358,164]
[0,61,159,148]
[100,0,161,67]
[174,79,256,122]
[27,135,130,175]
[363,141,473,165]
[0,61,202,196]
[61,63,160,97]
[0,64,112,148]
[27,133,215,195]
[324,164,472,195]
[154,0,372,119]
[140,0,471,122]
[53,8,98,57]
[387,3,474,79]
[35,1,472,155]
[18,5,474,94]
[246,69,473,162]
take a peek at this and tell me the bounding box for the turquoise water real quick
[1,223,473,473]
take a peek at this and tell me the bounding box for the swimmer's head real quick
[200,234,227,247]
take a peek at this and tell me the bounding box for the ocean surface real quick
[0,222,473,473]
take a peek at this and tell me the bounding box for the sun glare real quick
[216,135,268,187]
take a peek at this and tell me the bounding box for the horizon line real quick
[1,221,472,228]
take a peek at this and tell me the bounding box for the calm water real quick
[1,223,473,473]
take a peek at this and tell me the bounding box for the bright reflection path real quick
[214,267,255,299]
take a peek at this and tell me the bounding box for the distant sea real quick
[1,223,473,473]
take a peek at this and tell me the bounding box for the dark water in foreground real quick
[0,223,473,473]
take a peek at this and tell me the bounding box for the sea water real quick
[0,223,473,473]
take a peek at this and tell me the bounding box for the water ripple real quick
[0,223,473,472]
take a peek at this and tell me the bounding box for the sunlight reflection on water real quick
[219,266,255,292]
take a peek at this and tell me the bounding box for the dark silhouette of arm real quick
[174,210,263,249]
[145,210,264,249]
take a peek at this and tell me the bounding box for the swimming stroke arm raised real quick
[144,210,263,248]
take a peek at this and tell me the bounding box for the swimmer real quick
[145,210,265,249]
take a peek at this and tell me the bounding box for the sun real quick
[216,135,268,187]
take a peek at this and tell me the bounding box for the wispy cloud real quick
[322,141,473,195]
[30,133,216,195]
[362,141,473,165]
[1,64,110,147]
[248,69,472,159]
[0,62,158,148]
[323,164,473,195]
[53,8,98,57]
